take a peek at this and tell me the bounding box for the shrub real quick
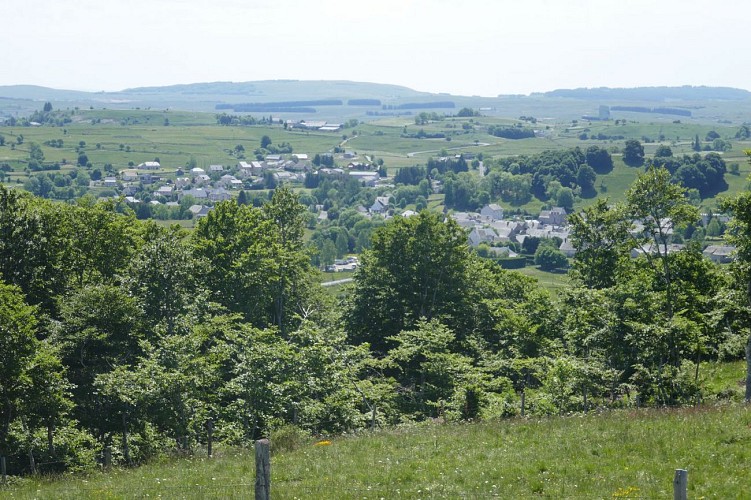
[270,425,311,453]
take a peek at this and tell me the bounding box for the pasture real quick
[7,394,750,498]
[1,108,749,217]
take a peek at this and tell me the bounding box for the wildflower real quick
[314,440,332,446]
[612,486,640,498]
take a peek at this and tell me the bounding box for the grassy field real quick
[8,396,751,498]
[0,123,343,173]
[2,108,749,216]
[514,266,570,297]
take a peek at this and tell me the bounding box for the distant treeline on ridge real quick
[543,86,751,101]
[216,99,343,112]
[610,106,692,117]
[383,101,456,110]
[347,99,381,106]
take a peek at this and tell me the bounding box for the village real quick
[88,147,738,268]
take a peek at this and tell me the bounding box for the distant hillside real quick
[0,80,437,119]
[540,86,751,101]
[0,85,99,102]
[121,80,427,101]
[3,81,751,123]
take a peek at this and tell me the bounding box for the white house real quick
[238,161,265,177]
[189,205,212,218]
[320,124,342,132]
[349,171,379,187]
[138,173,154,184]
[703,245,735,263]
[487,220,522,241]
[194,174,212,186]
[154,185,174,198]
[209,188,232,202]
[559,238,577,257]
[175,177,192,189]
[120,169,139,181]
[138,161,160,170]
[450,212,480,228]
[539,207,567,226]
[469,227,500,247]
[320,168,345,178]
[219,174,239,188]
[370,196,391,214]
[273,171,300,183]
[631,243,685,258]
[181,188,209,200]
[238,161,253,177]
[480,204,504,220]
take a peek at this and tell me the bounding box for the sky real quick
[2,0,750,97]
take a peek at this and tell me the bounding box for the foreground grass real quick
[7,402,751,499]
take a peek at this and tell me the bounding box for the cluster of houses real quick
[97,152,386,219]
[93,157,737,264]
[451,204,577,257]
[451,204,736,263]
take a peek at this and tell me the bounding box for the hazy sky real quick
[3,0,749,96]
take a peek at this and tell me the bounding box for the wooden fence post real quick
[1,456,6,484]
[28,448,36,475]
[673,469,688,500]
[122,413,131,465]
[206,419,214,458]
[255,438,270,500]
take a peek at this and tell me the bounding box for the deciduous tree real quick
[623,139,645,166]
[719,150,751,401]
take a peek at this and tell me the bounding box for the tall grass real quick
[7,402,751,498]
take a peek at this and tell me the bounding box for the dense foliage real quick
[649,151,727,197]
[495,147,601,200]
[1,159,750,476]
[487,125,536,139]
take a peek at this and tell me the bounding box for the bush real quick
[496,256,527,269]
[270,425,311,453]
[4,422,97,475]
[534,245,568,271]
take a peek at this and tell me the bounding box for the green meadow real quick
[8,397,750,499]
[2,108,749,216]
[3,100,751,499]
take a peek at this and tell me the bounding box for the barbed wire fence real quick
[0,435,690,499]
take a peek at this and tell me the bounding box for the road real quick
[321,278,354,287]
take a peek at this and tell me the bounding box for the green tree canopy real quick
[345,211,471,352]
[623,139,645,166]
[534,245,568,271]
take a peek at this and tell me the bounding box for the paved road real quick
[321,278,354,287]
[406,143,490,157]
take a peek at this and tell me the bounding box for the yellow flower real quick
[612,486,640,498]
[314,440,332,446]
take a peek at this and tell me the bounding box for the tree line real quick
[2,159,751,475]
